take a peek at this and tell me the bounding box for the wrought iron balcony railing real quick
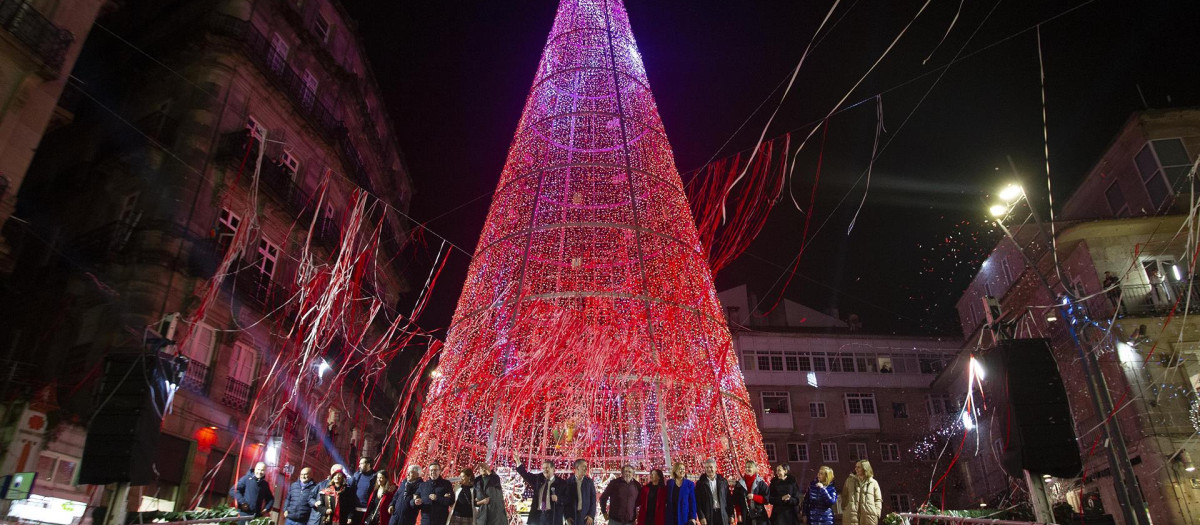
[209,14,379,194]
[1100,282,1200,318]
[180,360,210,395]
[220,377,252,412]
[230,263,289,313]
[0,0,74,72]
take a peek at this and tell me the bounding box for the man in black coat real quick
[562,459,597,525]
[695,460,730,525]
[231,462,275,518]
[515,454,568,525]
[389,466,423,525]
[283,467,319,525]
[730,461,768,525]
[412,461,454,525]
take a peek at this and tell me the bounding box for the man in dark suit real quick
[389,465,423,525]
[562,459,597,525]
[515,454,567,525]
[695,460,730,525]
[412,461,454,525]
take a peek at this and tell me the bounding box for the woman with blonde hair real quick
[841,461,881,525]
[802,466,837,525]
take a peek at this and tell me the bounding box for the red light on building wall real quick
[194,426,218,453]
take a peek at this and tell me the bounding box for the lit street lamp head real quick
[989,204,1009,217]
[998,184,1023,202]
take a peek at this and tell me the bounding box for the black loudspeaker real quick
[983,338,1082,478]
[79,352,171,485]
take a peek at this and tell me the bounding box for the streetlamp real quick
[985,181,1152,525]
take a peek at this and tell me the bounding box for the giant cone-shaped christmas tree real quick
[407,0,767,473]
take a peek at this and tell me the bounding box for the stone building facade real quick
[949,107,1200,524]
[0,0,413,519]
[0,0,104,272]
[719,287,966,515]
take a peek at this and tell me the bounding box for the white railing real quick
[896,513,1050,525]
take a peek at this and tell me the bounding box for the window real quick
[811,352,828,372]
[183,323,216,365]
[35,452,79,487]
[246,115,267,142]
[889,494,911,512]
[892,402,908,418]
[740,350,754,371]
[230,342,257,383]
[891,354,918,374]
[821,442,838,462]
[927,394,956,415]
[281,150,301,179]
[1136,139,1194,209]
[797,353,812,371]
[269,33,289,72]
[845,393,877,415]
[850,443,868,461]
[118,192,140,223]
[787,443,809,462]
[301,70,318,109]
[256,239,279,280]
[784,354,799,371]
[809,402,827,418]
[216,208,242,253]
[762,392,790,414]
[830,354,856,372]
[1105,181,1128,216]
[856,355,877,373]
[764,443,777,463]
[881,443,901,462]
[313,14,331,43]
[919,355,946,374]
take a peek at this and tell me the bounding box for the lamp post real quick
[988,183,1151,525]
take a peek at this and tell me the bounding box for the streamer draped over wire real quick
[688,133,791,273]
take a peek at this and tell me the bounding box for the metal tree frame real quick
[405,0,767,474]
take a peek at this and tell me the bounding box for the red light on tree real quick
[405,0,767,474]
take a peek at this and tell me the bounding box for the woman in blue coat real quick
[666,462,698,525]
[802,466,838,525]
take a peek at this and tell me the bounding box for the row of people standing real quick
[275,457,396,525]
[513,456,882,525]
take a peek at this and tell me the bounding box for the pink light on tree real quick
[406,0,767,474]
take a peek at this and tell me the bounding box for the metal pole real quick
[1023,470,1053,523]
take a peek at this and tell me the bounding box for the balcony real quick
[180,361,210,395]
[1104,282,1200,318]
[208,14,381,194]
[230,263,289,313]
[259,156,315,217]
[0,0,74,74]
[220,377,252,412]
[70,220,136,265]
[760,412,793,430]
[845,413,881,430]
[216,130,262,168]
[209,15,340,141]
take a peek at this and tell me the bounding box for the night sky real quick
[341,0,1200,337]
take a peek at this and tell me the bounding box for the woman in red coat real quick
[637,469,668,525]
